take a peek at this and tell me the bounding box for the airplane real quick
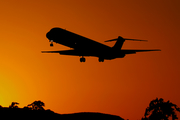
[42,27,160,62]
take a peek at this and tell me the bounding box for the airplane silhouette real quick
[42,27,160,62]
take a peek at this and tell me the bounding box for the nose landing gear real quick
[80,57,86,62]
[50,40,54,47]
[50,43,53,47]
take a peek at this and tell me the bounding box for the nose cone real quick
[46,31,53,41]
[46,27,63,42]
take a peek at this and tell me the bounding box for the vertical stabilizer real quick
[112,36,125,50]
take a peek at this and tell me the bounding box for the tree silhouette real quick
[142,98,180,120]
[27,100,45,110]
[9,102,19,108]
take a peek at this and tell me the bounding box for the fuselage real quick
[46,27,125,60]
[46,28,109,50]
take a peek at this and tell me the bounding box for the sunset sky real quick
[0,0,180,119]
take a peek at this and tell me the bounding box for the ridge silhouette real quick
[0,108,124,120]
[0,98,179,120]
[0,100,124,120]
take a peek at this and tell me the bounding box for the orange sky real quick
[0,0,180,119]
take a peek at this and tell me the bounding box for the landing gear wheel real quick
[50,43,53,47]
[80,58,83,62]
[82,58,86,62]
[80,57,86,62]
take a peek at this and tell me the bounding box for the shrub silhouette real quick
[27,100,45,110]
[9,102,19,108]
[142,98,180,120]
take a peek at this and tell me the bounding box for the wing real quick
[42,50,98,57]
[121,49,161,54]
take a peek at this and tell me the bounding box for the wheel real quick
[50,43,53,47]
[80,57,86,62]
[82,58,86,62]
[80,58,83,62]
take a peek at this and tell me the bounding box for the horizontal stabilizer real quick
[105,36,147,42]
[105,39,147,42]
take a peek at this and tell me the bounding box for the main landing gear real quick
[80,57,86,62]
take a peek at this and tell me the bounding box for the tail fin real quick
[112,36,125,50]
[105,36,125,50]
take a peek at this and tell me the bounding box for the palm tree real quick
[27,100,45,110]
[142,98,180,120]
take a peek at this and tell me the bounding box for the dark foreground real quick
[0,107,124,120]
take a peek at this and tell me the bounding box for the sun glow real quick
[0,73,18,107]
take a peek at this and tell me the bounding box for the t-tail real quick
[105,36,147,50]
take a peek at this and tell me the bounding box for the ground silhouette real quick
[1,98,179,120]
[0,100,124,120]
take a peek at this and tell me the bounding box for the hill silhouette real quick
[0,107,124,120]
[0,100,124,120]
[61,112,124,120]
[1,98,179,120]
